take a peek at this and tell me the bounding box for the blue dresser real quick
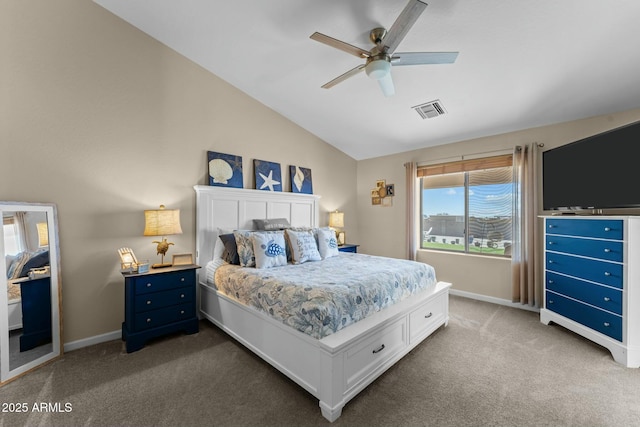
[540,216,640,367]
[122,265,200,353]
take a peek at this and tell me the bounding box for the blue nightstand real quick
[338,244,359,253]
[122,264,200,353]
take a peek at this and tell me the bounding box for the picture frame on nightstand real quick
[172,253,193,266]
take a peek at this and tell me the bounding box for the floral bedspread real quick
[212,253,437,339]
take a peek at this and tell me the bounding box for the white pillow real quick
[212,236,225,261]
[251,232,287,269]
[285,229,321,264]
[316,227,339,259]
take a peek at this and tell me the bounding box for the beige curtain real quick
[405,161,417,260]
[511,144,540,306]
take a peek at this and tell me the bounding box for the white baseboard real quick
[63,330,121,353]
[61,290,536,353]
[449,289,540,313]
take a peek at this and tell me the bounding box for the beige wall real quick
[357,108,640,301]
[1,0,357,344]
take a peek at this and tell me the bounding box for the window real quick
[419,155,513,257]
[2,216,21,255]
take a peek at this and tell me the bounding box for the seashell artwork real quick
[209,159,233,184]
[207,151,243,188]
[289,165,313,194]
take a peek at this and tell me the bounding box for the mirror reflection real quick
[4,210,52,369]
[1,202,61,385]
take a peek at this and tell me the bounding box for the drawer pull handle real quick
[180,310,185,314]
[604,248,611,253]
[548,280,554,284]
[548,300,554,304]
[604,272,611,276]
[372,344,386,354]
[180,294,185,298]
[604,227,611,232]
[604,322,610,327]
[425,312,433,319]
[548,260,554,264]
[548,225,555,229]
[604,297,611,302]
[146,318,151,323]
[548,241,554,245]
[146,283,152,288]
[181,277,185,282]
[146,300,151,305]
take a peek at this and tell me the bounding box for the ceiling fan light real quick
[365,59,391,80]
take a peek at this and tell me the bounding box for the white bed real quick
[194,185,451,422]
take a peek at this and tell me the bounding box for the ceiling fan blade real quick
[391,51,459,66]
[321,64,366,89]
[310,32,371,59]
[381,0,427,54]
[377,72,395,97]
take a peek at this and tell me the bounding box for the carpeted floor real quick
[2,295,640,427]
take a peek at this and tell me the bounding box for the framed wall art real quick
[254,159,282,192]
[208,151,243,188]
[290,165,313,194]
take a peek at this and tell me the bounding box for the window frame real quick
[418,154,513,258]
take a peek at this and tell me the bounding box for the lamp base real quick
[152,263,172,269]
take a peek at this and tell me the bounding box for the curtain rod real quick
[416,143,544,167]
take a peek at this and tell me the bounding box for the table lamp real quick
[329,210,345,245]
[143,204,183,268]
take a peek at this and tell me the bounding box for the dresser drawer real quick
[409,292,447,344]
[545,235,623,262]
[546,218,623,240]
[344,318,407,392]
[546,252,622,288]
[133,270,195,295]
[134,286,194,312]
[546,291,622,341]
[134,302,195,331]
[546,272,622,315]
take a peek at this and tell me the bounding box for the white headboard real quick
[193,185,321,265]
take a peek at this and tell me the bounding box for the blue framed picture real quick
[289,165,313,194]
[207,151,243,188]
[254,159,282,192]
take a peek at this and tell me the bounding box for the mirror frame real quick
[0,202,62,385]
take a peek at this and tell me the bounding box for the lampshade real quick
[143,205,182,237]
[329,211,344,228]
[36,222,48,247]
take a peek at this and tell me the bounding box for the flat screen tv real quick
[542,120,640,211]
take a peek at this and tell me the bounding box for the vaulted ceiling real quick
[94,0,640,160]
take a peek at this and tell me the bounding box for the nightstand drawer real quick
[546,218,623,240]
[546,272,622,315]
[546,291,622,341]
[134,303,195,331]
[545,235,623,262]
[133,270,195,295]
[546,252,622,288]
[134,286,194,312]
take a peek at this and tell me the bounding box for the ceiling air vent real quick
[413,100,446,119]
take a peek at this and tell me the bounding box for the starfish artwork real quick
[254,159,282,192]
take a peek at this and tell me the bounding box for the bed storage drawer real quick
[409,291,447,344]
[344,318,407,392]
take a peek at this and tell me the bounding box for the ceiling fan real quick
[310,0,458,97]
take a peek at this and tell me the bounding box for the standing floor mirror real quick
[0,202,62,385]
